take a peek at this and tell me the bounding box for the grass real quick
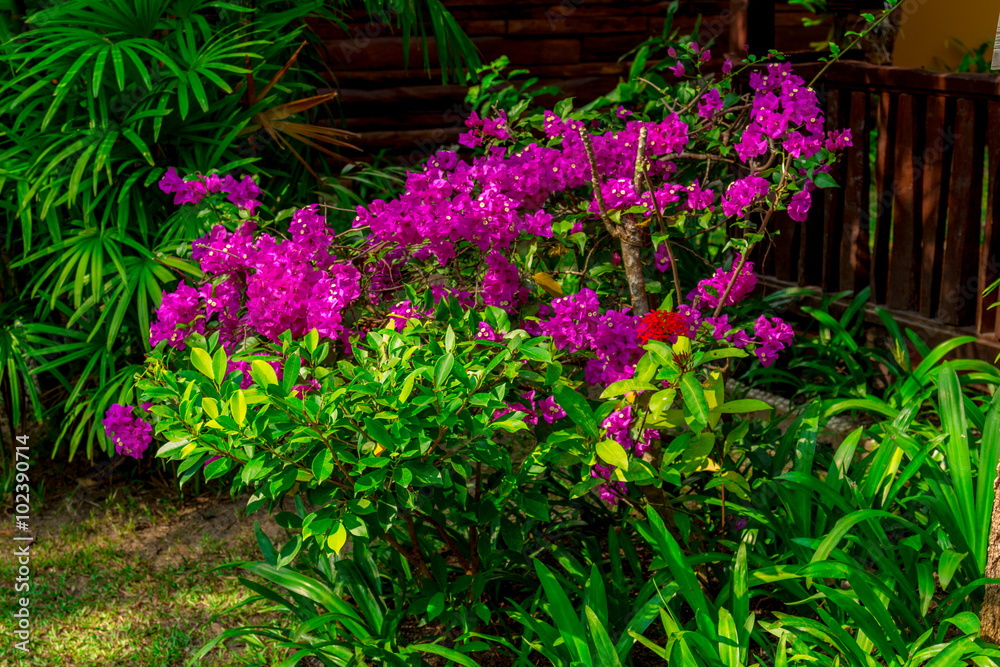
[0,479,291,667]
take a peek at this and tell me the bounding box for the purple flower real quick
[481,252,525,310]
[159,167,186,194]
[671,61,686,77]
[150,280,205,349]
[705,314,732,341]
[200,173,226,193]
[690,254,758,309]
[102,404,153,459]
[723,57,733,75]
[386,300,432,331]
[540,395,566,423]
[824,128,853,151]
[684,182,715,212]
[753,315,793,366]
[783,131,822,159]
[654,243,672,273]
[722,176,769,217]
[735,126,769,164]
[475,321,502,342]
[158,168,206,206]
[221,175,262,214]
[698,88,723,119]
[787,189,811,222]
[193,221,257,276]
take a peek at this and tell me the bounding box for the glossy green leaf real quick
[554,385,599,439]
[191,347,214,379]
[596,439,629,471]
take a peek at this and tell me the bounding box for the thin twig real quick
[642,169,682,303]
[711,154,793,318]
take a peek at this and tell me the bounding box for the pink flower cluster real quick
[159,168,262,213]
[151,176,363,355]
[539,289,643,386]
[459,110,511,148]
[493,391,566,426]
[102,403,153,459]
[689,253,758,309]
[354,113,708,311]
[728,62,853,222]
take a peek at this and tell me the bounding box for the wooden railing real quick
[751,61,1000,360]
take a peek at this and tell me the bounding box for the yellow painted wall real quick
[891,0,998,70]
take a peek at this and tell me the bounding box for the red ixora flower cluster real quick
[636,310,688,345]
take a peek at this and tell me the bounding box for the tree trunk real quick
[980,458,1000,643]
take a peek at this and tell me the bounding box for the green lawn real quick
[0,483,288,666]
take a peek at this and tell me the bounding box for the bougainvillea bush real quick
[106,34,877,663]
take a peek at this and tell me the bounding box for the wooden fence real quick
[753,61,1000,361]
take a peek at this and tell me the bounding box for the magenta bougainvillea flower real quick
[690,254,758,310]
[102,404,153,459]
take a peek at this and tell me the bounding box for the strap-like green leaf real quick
[534,559,592,665]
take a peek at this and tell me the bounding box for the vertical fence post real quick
[840,91,871,295]
[745,0,774,57]
[886,94,919,312]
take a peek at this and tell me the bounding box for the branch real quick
[577,126,619,239]
[642,169,683,303]
[711,154,793,319]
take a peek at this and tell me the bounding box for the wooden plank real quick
[871,91,894,305]
[321,61,630,87]
[822,88,844,292]
[887,93,920,311]
[729,0,747,54]
[794,61,1000,101]
[579,34,658,62]
[757,276,1000,363]
[801,163,826,287]
[840,91,871,295]
[746,0,775,56]
[351,126,464,153]
[307,18,505,39]
[508,16,646,34]
[938,98,982,326]
[443,0,662,6]
[324,36,583,70]
[771,211,797,282]
[981,101,1000,336]
[919,95,947,319]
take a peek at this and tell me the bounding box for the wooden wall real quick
[306,1,833,160]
